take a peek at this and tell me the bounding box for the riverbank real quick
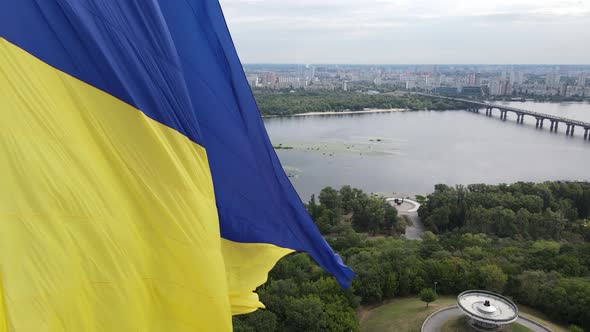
[262,107,408,118]
[254,90,468,116]
[293,108,407,117]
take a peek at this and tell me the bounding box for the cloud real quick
[219,0,590,64]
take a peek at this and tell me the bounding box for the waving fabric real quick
[0,1,353,331]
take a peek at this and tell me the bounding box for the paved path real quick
[387,198,424,240]
[516,315,555,332]
[421,306,552,332]
[421,306,461,332]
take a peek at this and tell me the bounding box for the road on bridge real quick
[414,92,590,137]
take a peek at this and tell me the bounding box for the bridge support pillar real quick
[419,95,587,136]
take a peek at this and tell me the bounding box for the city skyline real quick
[219,0,590,64]
[243,64,590,98]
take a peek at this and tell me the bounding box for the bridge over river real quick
[416,93,590,140]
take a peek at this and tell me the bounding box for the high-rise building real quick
[489,80,501,95]
[491,80,512,95]
[509,71,524,84]
[342,81,351,91]
[405,80,416,90]
[261,72,277,87]
[577,73,587,87]
[560,84,568,96]
[246,75,259,88]
[468,73,477,85]
[307,65,315,81]
[545,72,561,86]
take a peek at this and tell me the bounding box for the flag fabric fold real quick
[0,0,353,331]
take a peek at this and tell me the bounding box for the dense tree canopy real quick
[307,186,404,236]
[253,90,469,116]
[234,182,590,331]
[419,182,590,242]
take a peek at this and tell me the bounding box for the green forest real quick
[233,182,590,332]
[252,90,469,116]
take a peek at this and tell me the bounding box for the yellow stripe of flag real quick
[0,37,290,331]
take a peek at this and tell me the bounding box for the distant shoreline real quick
[294,108,408,116]
[260,98,590,119]
[262,108,408,118]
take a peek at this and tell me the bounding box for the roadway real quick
[415,92,590,128]
[421,306,552,332]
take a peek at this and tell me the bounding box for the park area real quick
[358,297,568,332]
[441,316,530,332]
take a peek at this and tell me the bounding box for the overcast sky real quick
[219,0,590,64]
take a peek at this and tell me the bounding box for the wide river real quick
[263,101,590,200]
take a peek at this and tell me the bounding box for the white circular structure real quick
[457,290,519,331]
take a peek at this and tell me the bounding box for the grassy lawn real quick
[359,297,568,332]
[511,324,534,332]
[517,305,568,332]
[440,315,470,332]
[360,296,456,332]
[440,316,532,332]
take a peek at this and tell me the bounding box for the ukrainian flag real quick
[0,1,353,330]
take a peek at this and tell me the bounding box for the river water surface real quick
[263,101,590,200]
